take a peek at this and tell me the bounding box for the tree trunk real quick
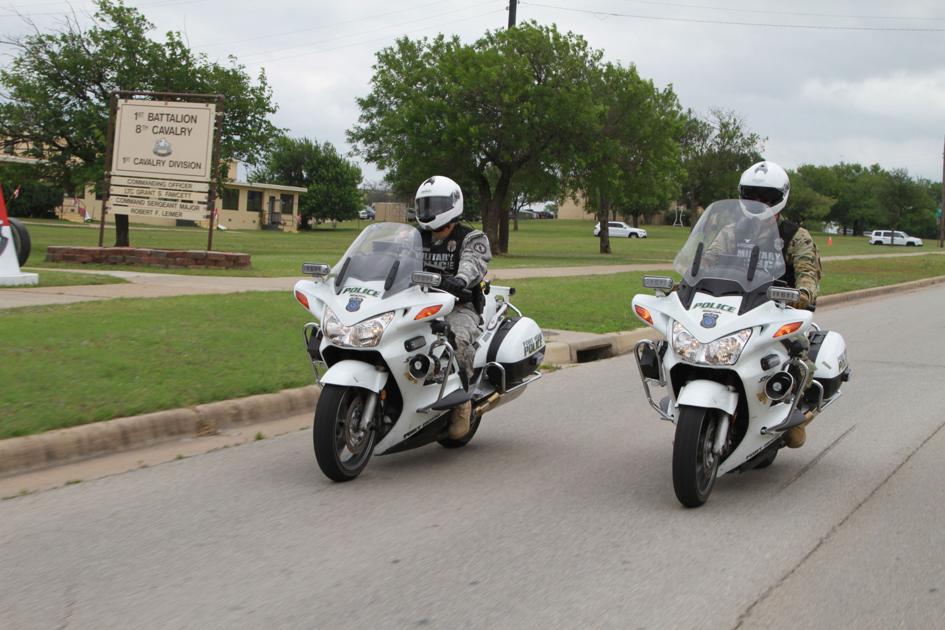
[114,214,130,247]
[513,213,519,231]
[499,205,510,254]
[598,192,611,255]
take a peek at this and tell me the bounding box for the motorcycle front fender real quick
[676,379,738,416]
[320,360,389,393]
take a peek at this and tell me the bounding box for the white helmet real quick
[415,175,463,231]
[738,161,790,214]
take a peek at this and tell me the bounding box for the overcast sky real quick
[2,0,944,184]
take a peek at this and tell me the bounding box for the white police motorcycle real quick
[631,200,851,507]
[294,222,544,482]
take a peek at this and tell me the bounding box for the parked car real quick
[867,230,923,246]
[516,209,539,220]
[593,221,647,238]
[358,207,375,220]
[534,209,556,219]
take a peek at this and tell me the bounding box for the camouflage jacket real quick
[782,222,822,302]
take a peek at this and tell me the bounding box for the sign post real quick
[103,91,223,248]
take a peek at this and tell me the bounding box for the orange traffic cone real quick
[827,236,833,246]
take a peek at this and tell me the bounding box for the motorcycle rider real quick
[738,160,822,447]
[414,176,492,439]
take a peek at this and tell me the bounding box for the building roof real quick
[225,181,308,194]
[0,155,43,165]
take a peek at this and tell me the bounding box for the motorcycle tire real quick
[9,217,31,266]
[672,405,721,508]
[752,445,779,469]
[437,409,482,449]
[313,384,377,482]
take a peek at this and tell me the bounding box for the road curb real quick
[3,274,944,478]
[541,273,945,366]
[0,385,320,478]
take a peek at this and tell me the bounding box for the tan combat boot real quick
[784,411,816,448]
[448,401,472,439]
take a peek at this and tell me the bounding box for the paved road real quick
[2,287,944,629]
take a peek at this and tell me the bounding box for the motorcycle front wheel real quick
[672,405,721,508]
[313,384,377,482]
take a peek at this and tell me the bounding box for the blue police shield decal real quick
[346,296,363,312]
[700,312,718,328]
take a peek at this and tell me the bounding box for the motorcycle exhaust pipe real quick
[764,371,795,401]
[475,392,501,414]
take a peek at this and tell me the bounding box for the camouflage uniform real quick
[781,223,822,307]
[421,224,492,383]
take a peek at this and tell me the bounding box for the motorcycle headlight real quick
[671,321,752,366]
[323,308,395,348]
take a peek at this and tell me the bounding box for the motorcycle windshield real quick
[674,199,786,293]
[334,222,424,297]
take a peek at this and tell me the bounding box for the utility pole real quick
[940,134,944,248]
[508,0,517,28]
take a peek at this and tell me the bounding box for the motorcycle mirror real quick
[767,286,800,304]
[643,275,675,290]
[302,263,331,277]
[411,271,441,287]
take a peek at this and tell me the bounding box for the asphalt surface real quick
[2,286,945,629]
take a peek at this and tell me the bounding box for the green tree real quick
[251,136,363,227]
[876,169,936,240]
[0,0,279,245]
[784,171,833,226]
[0,164,62,218]
[348,22,601,254]
[679,109,764,211]
[570,62,683,253]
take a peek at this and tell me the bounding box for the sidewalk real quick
[3,250,945,310]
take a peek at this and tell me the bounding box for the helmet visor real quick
[416,196,455,222]
[740,186,784,207]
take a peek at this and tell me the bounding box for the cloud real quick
[801,70,945,127]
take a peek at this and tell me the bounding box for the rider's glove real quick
[796,289,812,309]
[441,275,468,297]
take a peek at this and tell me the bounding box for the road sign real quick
[108,195,209,221]
[111,176,209,193]
[111,100,216,181]
[111,185,206,203]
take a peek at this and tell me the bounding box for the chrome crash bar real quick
[633,339,673,422]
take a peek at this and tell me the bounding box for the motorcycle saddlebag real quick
[809,330,850,400]
[487,316,545,387]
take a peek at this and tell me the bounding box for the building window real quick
[280,194,294,214]
[222,188,240,210]
[246,190,263,212]
[2,141,14,155]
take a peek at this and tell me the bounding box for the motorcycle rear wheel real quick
[313,384,377,482]
[672,405,721,508]
[9,217,31,266]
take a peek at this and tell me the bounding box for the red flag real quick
[0,184,9,226]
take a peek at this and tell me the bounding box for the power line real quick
[196,0,465,50]
[520,1,945,32]
[612,0,945,23]
[239,3,500,64]
[0,0,210,19]
[242,7,505,66]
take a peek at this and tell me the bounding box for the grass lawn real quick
[9,269,128,288]
[22,219,920,278]
[4,253,945,439]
